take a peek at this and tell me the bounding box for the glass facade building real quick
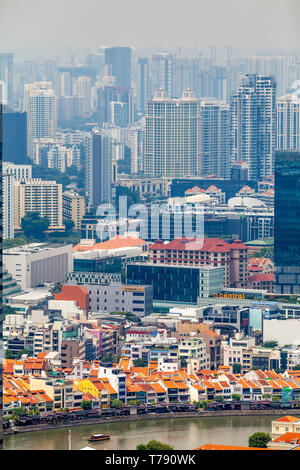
[126,263,224,303]
[274,150,300,294]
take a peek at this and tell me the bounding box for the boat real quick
[88,433,110,442]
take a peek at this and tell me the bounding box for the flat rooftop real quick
[4,243,72,255]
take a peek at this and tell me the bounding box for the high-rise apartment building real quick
[151,52,174,98]
[24,81,57,160]
[2,165,15,239]
[231,74,277,181]
[244,55,294,96]
[144,89,201,177]
[274,150,300,294]
[97,85,134,127]
[104,46,132,88]
[62,190,85,231]
[277,94,300,150]
[174,56,202,99]
[2,162,32,240]
[199,99,231,178]
[0,53,13,107]
[85,128,112,208]
[14,179,64,230]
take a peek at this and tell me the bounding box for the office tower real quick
[231,74,277,181]
[76,76,91,114]
[199,99,231,178]
[24,82,57,160]
[274,150,300,294]
[110,101,128,127]
[104,46,132,88]
[137,57,150,115]
[277,95,300,150]
[2,165,15,239]
[14,179,64,230]
[244,55,294,96]
[144,89,201,177]
[2,112,28,163]
[230,161,249,181]
[0,53,13,107]
[151,52,174,98]
[85,128,112,208]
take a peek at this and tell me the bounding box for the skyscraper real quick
[104,46,132,88]
[274,150,300,294]
[244,55,294,96]
[137,57,150,115]
[277,94,300,150]
[144,89,201,177]
[97,85,134,127]
[0,53,13,107]
[2,112,28,164]
[24,82,57,160]
[231,74,277,181]
[199,99,231,178]
[85,128,112,208]
[2,164,15,239]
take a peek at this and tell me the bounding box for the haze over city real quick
[1,0,300,60]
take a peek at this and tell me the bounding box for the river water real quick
[4,415,278,450]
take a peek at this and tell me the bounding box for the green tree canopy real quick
[21,212,50,239]
[262,340,278,349]
[64,219,75,232]
[133,358,146,367]
[137,440,174,450]
[248,432,271,448]
[80,400,92,410]
[232,363,242,374]
[111,399,124,408]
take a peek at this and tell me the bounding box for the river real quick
[4,415,278,450]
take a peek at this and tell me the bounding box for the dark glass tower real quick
[2,112,28,164]
[274,150,300,294]
[104,47,132,88]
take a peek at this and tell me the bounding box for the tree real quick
[232,363,242,374]
[133,358,146,367]
[232,394,241,401]
[21,212,50,239]
[137,440,174,450]
[12,407,28,422]
[64,219,75,232]
[80,400,92,410]
[248,432,271,448]
[262,340,278,349]
[111,399,124,408]
[3,304,18,318]
[101,354,114,364]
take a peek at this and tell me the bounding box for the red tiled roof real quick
[149,238,247,253]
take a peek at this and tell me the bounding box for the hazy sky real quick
[1,0,299,60]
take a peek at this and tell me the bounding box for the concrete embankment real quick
[4,408,300,436]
